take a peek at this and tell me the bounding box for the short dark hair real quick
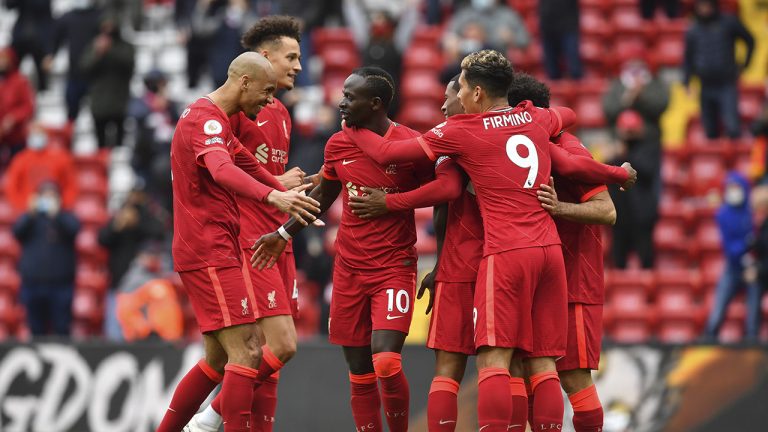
[449,73,461,92]
[352,66,395,108]
[507,72,551,108]
[241,16,301,51]
[460,50,514,99]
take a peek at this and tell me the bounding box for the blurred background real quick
[0,0,766,431]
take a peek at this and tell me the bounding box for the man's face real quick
[441,81,464,118]
[339,74,374,127]
[457,70,481,114]
[262,37,302,91]
[240,66,277,120]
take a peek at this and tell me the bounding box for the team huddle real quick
[159,15,637,432]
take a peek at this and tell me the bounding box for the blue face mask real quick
[472,0,495,10]
[27,133,48,151]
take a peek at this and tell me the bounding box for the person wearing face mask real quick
[702,173,762,341]
[80,16,135,148]
[4,123,78,213]
[683,0,754,140]
[0,47,35,172]
[12,181,81,337]
[603,56,669,268]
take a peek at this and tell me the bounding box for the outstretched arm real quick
[343,124,432,164]
[549,143,636,190]
[233,148,287,192]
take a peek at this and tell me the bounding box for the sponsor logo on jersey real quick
[205,137,224,146]
[385,164,397,175]
[267,290,277,309]
[181,108,191,118]
[203,119,223,135]
[241,298,249,315]
[256,143,269,163]
[257,120,269,127]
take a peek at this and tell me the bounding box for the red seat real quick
[738,89,764,123]
[580,0,612,14]
[572,95,606,128]
[653,219,688,255]
[695,219,721,256]
[580,8,613,39]
[396,102,444,133]
[605,269,656,297]
[76,170,108,201]
[410,26,443,48]
[320,46,360,75]
[403,45,444,72]
[73,197,109,227]
[0,290,20,325]
[507,44,543,76]
[700,254,725,290]
[0,230,20,263]
[72,289,104,325]
[581,38,614,78]
[312,28,357,53]
[76,266,109,294]
[651,36,685,68]
[415,222,437,255]
[613,37,647,65]
[611,7,647,37]
[0,200,18,227]
[0,264,20,294]
[74,153,108,176]
[75,229,108,265]
[688,155,726,196]
[400,72,445,104]
[657,317,699,343]
[656,268,703,296]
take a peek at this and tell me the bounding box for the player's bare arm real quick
[275,166,306,189]
[252,176,342,269]
[537,177,617,225]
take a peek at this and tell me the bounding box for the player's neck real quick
[360,115,391,137]
[207,87,239,117]
[480,97,511,113]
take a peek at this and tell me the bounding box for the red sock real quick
[251,346,284,431]
[477,367,512,431]
[221,364,260,432]
[157,359,222,432]
[509,377,528,430]
[372,352,409,432]
[427,376,459,431]
[530,371,564,431]
[569,385,603,432]
[349,372,382,432]
[526,381,534,431]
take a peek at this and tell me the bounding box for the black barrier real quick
[0,341,766,431]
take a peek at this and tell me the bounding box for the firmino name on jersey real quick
[483,111,533,130]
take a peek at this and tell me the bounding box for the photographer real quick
[12,181,81,337]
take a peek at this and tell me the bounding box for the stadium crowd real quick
[0,0,766,346]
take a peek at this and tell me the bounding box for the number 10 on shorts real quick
[386,289,410,313]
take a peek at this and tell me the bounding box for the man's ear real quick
[260,49,270,60]
[240,75,250,90]
[370,96,384,111]
[473,86,482,103]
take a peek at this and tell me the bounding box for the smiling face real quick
[261,36,302,90]
[338,74,375,127]
[239,65,277,120]
[441,80,464,118]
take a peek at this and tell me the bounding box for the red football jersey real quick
[171,97,244,271]
[551,132,606,304]
[434,157,484,283]
[419,101,565,256]
[230,99,293,250]
[323,122,433,271]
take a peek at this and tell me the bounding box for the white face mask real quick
[472,0,495,10]
[725,186,745,206]
[27,133,48,150]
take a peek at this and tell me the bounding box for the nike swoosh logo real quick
[342,159,356,165]
[479,426,489,431]
[386,314,404,320]
[439,420,456,425]
[257,120,269,127]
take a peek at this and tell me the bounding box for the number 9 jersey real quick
[416,100,566,256]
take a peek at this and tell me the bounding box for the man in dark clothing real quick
[50,0,103,122]
[98,187,165,340]
[80,16,135,148]
[684,0,754,140]
[6,0,54,91]
[13,181,80,336]
[538,0,583,80]
[604,59,669,267]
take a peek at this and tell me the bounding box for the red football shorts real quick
[241,249,299,319]
[329,261,416,346]
[427,281,475,355]
[179,266,258,333]
[557,303,603,371]
[474,245,567,356]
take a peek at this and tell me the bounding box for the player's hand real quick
[303,165,324,193]
[620,162,637,191]
[348,187,388,219]
[537,177,561,216]
[266,185,321,226]
[250,232,287,270]
[276,167,306,190]
[417,270,436,314]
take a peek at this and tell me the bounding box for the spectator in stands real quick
[442,0,530,66]
[640,0,681,19]
[4,123,78,213]
[538,0,583,80]
[683,0,754,140]
[6,0,54,91]
[603,57,668,269]
[0,47,35,172]
[128,69,179,208]
[98,186,165,340]
[80,16,136,149]
[703,172,762,341]
[50,0,103,123]
[194,0,257,87]
[176,0,214,89]
[752,104,768,181]
[13,181,80,337]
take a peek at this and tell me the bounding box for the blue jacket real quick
[716,172,753,262]
[12,211,80,285]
